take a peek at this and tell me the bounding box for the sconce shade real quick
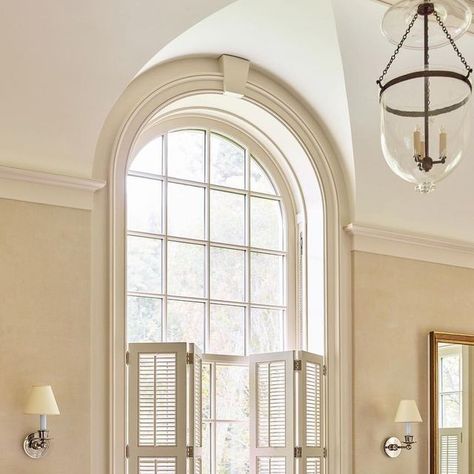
[24,385,60,415]
[394,399,422,423]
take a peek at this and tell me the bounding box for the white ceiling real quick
[2,0,474,241]
[0,0,234,177]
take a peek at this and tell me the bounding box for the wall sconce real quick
[23,385,60,458]
[384,399,422,458]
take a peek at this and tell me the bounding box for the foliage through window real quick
[126,129,289,473]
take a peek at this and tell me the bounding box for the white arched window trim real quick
[96,57,352,474]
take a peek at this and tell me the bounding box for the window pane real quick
[127,176,162,233]
[251,253,284,305]
[209,305,245,355]
[203,364,211,419]
[441,392,462,428]
[210,247,245,302]
[127,236,162,293]
[216,422,249,473]
[216,365,249,420]
[167,300,204,349]
[167,183,205,239]
[250,308,284,354]
[127,296,162,343]
[210,134,245,189]
[129,136,162,175]
[202,423,211,474]
[251,197,283,250]
[167,130,205,181]
[250,157,276,195]
[167,241,205,297]
[210,190,245,245]
[441,354,461,392]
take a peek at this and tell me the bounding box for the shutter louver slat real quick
[305,457,321,474]
[129,343,201,474]
[138,353,177,447]
[138,457,177,473]
[250,352,294,474]
[305,362,321,448]
[299,352,325,474]
[440,433,460,474]
[256,361,286,448]
[257,456,286,473]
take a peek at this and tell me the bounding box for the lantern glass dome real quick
[381,65,471,192]
[382,0,472,49]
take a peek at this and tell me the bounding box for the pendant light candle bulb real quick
[413,127,422,156]
[439,128,447,157]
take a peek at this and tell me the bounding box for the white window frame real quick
[125,118,302,473]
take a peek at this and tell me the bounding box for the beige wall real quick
[4,199,474,474]
[0,199,91,474]
[353,251,474,474]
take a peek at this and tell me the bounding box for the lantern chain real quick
[377,13,419,87]
[433,10,473,76]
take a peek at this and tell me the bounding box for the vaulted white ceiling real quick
[2,0,474,241]
[0,0,234,176]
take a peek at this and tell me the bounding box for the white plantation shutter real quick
[187,346,202,474]
[297,351,325,474]
[440,429,461,474]
[250,351,295,473]
[128,343,202,474]
[249,351,325,474]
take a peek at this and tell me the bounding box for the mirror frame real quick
[430,331,474,474]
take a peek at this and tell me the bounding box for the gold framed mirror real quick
[430,331,474,474]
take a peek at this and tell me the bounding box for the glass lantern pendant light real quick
[377,0,473,193]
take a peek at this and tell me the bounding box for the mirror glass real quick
[430,332,474,474]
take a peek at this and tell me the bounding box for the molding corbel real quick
[218,54,250,98]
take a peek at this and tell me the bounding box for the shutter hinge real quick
[125,444,129,459]
[126,351,130,365]
[294,360,302,371]
[322,365,327,376]
[186,446,194,458]
[186,352,194,365]
[323,447,327,458]
[294,447,302,458]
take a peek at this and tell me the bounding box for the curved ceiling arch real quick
[0,0,235,177]
[139,0,356,206]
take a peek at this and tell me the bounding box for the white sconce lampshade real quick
[394,399,422,423]
[395,399,422,437]
[384,399,422,457]
[24,385,60,416]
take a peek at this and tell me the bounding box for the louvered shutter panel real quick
[250,351,296,474]
[187,344,202,474]
[439,429,461,474]
[128,343,202,474]
[296,351,325,474]
[250,350,325,474]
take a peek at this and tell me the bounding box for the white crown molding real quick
[345,223,474,269]
[0,165,106,210]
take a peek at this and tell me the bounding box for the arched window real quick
[126,127,298,472]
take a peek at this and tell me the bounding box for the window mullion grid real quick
[245,147,251,357]
[205,129,211,355]
[211,361,217,474]
[205,130,215,474]
[162,132,169,342]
